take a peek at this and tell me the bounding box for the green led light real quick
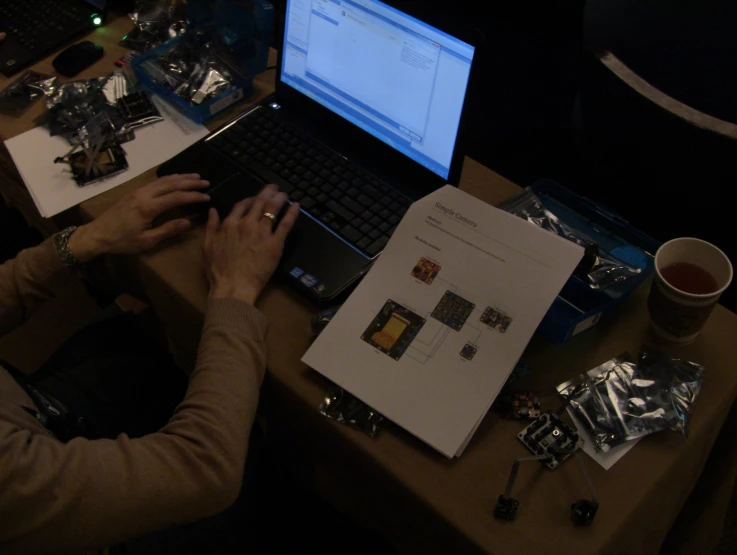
[92,14,102,25]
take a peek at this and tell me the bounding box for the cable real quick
[575,451,597,503]
[495,450,599,525]
[554,399,569,416]
[494,454,549,521]
[570,451,599,526]
[503,455,549,499]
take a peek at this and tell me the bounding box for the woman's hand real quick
[68,174,210,262]
[204,184,300,304]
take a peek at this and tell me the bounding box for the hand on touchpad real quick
[208,173,267,218]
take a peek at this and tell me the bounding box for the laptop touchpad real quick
[209,173,265,218]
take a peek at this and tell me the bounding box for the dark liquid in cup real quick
[660,262,719,295]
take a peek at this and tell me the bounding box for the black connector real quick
[495,454,549,521]
[570,499,599,526]
[494,495,519,521]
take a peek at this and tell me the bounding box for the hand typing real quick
[204,184,300,304]
[68,174,210,262]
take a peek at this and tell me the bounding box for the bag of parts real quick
[500,179,660,342]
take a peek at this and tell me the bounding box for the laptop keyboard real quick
[208,107,412,257]
[0,0,89,53]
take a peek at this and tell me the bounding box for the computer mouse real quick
[52,41,104,78]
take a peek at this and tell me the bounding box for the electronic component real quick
[460,343,477,360]
[480,306,512,333]
[494,454,549,521]
[115,50,140,68]
[498,391,541,420]
[517,411,583,470]
[361,300,425,360]
[495,448,598,525]
[493,495,519,521]
[319,386,383,438]
[53,111,131,187]
[65,143,129,186]
[411,257,442,285]
[116,91,161,126]
[431,291,474,331]
[571,499,599,526]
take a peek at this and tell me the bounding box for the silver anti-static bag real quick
[557,347,704,452]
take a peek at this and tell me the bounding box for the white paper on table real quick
[567,407,640,470]
[303,185,584,458]
[4,98,209,218]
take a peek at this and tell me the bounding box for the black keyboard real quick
[208,107,412,257]
[0,0,90,74]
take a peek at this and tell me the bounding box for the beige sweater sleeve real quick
[0,298,267,555]
[0,238,72,338]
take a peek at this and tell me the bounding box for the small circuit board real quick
[480,306,512,333]
[431,291,474,331]
[411,257,441,285]
[498,391,541,420]
[460,343,477,360]
[117,90,160,123]
[361,299,425,360]
[494,495,519,521]
[65,143,128,186]
[517,411,583,470]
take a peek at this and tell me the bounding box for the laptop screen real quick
[280,0,475,180]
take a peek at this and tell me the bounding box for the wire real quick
[555,400,569,416]
[265,65,277,71]
[503,455,549,499]
[575,451,597,502]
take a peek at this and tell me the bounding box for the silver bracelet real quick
[53,226,80,270]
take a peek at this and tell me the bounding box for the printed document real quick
[302,185,583,457]
[5,97,208,218]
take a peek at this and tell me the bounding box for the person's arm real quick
[0,239,73,337]
[0,297,264,554]
[0,184,299,554]
[0,174,210,339]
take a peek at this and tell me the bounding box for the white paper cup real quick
[647,238,733,344]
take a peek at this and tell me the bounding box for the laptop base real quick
[157,129,373,304]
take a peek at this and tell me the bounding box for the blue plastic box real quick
[516,179,661,343]
[132,0,273,123]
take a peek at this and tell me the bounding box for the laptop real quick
[157,0,478,303]
[0,0,107,76]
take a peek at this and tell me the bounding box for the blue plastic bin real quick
[132,0,273,123]
[519,179,661,343]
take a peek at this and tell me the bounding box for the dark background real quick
[469,0,737,311]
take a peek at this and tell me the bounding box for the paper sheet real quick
[567,408,640,470]
[4,98,209,218]
[302,185,584,458]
